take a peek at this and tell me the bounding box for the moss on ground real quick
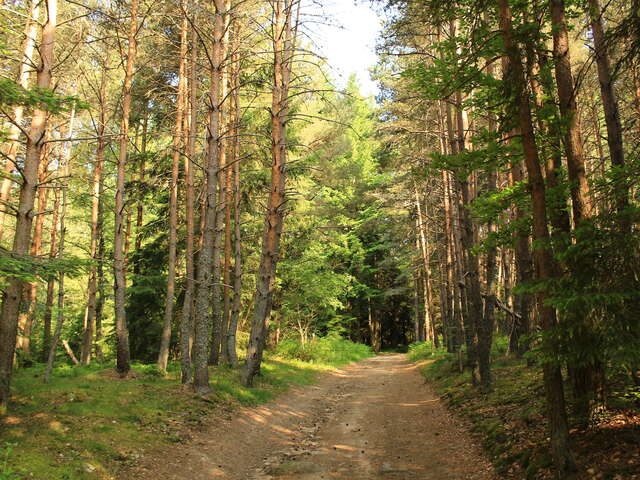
[0,340,372,480]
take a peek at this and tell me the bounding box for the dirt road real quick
[127,355,495,479]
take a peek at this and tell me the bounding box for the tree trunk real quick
[368,298,381,352]
[221,128,233,365]
[16,154,49,357]
[94,150,106,363]
[413,221,426,342]
[508,163,534,356]
[437,100,456,352]
[193,0,226,394]
[242,0,298,387]
[227,25,242,367]
[443,99,465,357]
[523,45,572,238]
[478,93,499,391]
[113,0,139,377]
[498,0,575,473]
[588,0,628,214]
[449,80,481,381]
[158,12,188,373]
[209,0,232,367]
[0,0,40,243]
[0,0,56,414]
[550,0,593,223]
[181,17,199,385]
[133,105,149,274]
[81,70,107,365]
[42,189,60,362]
[44,155,69,383]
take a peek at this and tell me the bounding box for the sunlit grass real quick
[1,338,373,480]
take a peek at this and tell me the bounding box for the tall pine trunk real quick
[550,0,592,222]
[227,32,242,366]
[498,0,575,472]
[81,69,107,365]
[17,156,49,356]
[113,0,139,377]
[44,105,74,383]
[0,0,40,243]
[158,11,188,373]
[0,0,56,414]
[193,0,226,394]
[588,0,628,214]
[42,189,60,361]
[180,17,199,385]
[242,0,298,387]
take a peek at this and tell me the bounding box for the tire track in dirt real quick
[125,355,495,479]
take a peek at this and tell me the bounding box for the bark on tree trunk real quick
[44,109,72,384]
[443,99,465,356]
[209,1,232,367]
[16,155,49,357]
[508,163,534,356]
[450,82,482,382]
[478,96,498,392]
[113,0,139,377]
[192,0,226,394]
[414,187,436,345]
[227,25,242,367]
[242,0,299,387]
[81,70,107,365]
[588,0,629,214]
[413,224,425,342]
[158,12,188,373]
[550,0,593,223]
[498,0,576,473]
[0,0,57,414]
[42,189,60,362]
[221,131,233,365]
[437,100,455,352]
[0,0,40,243]
[44,187,67,383]
[180,18,199,385]
[524,48,572,237]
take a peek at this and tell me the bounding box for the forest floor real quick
[124,354,495,480]
[410,345,640,480]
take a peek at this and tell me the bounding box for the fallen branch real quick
[62,340,80,366]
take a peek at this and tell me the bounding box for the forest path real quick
[126,354,495,479]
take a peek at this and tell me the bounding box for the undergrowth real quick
[410,340,640,480]
[0,337,373,480]
[274,335,373,365]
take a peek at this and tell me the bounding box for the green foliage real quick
[274,335,373,366]
[0,250,91,289]
[0,443,17,480]
[4,352,359,479]
[407,341,448,362]
[543,215,640,375]
[0,79,84,112]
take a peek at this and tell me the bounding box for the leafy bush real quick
[274,335,373,366]
[492,335,510,359]
[407,341,445,361]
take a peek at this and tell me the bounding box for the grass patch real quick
[1,338,373,480]
[273,335,373,366]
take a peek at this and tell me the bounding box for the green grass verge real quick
[0,337,373,480]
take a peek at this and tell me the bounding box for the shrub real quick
[274,335,373,366]
[408,341,441,361]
